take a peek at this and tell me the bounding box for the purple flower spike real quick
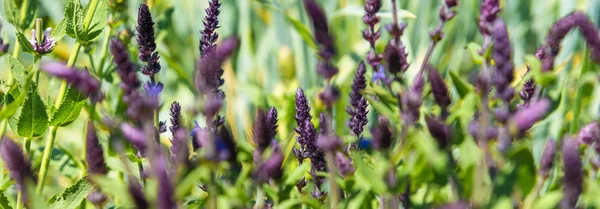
[362,0,382,66]
[348,62,367,109]
[1,138,35,203]
[538,139,556,178]
[561,138,582,209]
[372,117,393,150]
[491,20,515,103]
[120,123,146,153]
[128,176,149,209]
[169,102,182,135]
[435,201,470,209]
[383,26,409,75]
[335,152,354,176]
[428,65,451,113]
[195,37,238,96]
[30,28,56,55]
[349,97,369,136]
[543,12,600,72]
[42,62,102,102]
[303,0,335,60]
[512,99,551,134]
[152,151,175,209]
[425,116,452,148]
[266,107,279,141]
[86,121,108,175]
[200,0,221,55]
[253,109,271,151]
[254,143,284,183]
[136,4,161,77]
[318,85,341,107]
[578,122,600,144]
[478,0,500,36]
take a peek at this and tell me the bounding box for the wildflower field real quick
[0,0,599,208]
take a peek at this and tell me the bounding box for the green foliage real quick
[14,84,48,137]
[15,32,35,54]
[2,0,36,30]
[49,87,86,127]
[48,178,93,209]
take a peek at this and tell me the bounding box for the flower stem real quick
[326,151,339,208]
[36,0,101,194]
[16,191,23,209]
[0,39,23,141]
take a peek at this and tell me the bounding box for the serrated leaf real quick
[2,0,36,30]
[15,84,49,137]
[87,0,108,34]
[0,191,11,209]
[7,56,27,87]
[449,71,473,98]
[65,0,85,39]
[15,32,35,54]
[3,0,18,28]
[50,87,86,127]
[51,18,68,43]
[48,178,93,209]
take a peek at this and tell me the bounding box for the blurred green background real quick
[1,0,600,193]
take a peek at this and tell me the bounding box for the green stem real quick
[16,191,23,209]
[254,187,264,209]
[97,26,113,76]
[326,152,339,208]
[36,126,57,193]
[569,48,590,133]
[36,0,101,194]
[0,41,23,141]
[23,137,31,155]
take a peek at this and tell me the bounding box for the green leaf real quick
[15,84,49,137]
[3,0,18,28]
[284,15,318,51]
[449,71,473,98]
[466,43,484,64]
[284,162,310,186]
[15,32,35,54]
[363,84,398,105]
[50,87,86,127]
[506,143,536,195]
[526,55,557,86]
[532,191,562,209]
[365,96,398,124]
[0,191,12,209]
[48,178,93,209]
[83,0,108,43]
[65,0,85,39]
[7,56,27,87]
[2,0,36,30]
[51,18,68,43]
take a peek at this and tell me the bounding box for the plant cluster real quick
[0,0,599,208]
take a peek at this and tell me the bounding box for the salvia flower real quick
[348,62,367,109]
[561,138,582,209]
[170,128,189,167]
[425,116,452,148]
[303,0,335,61]
[136,4,161,77]
[266,107,279,141]
[512,99,550,134]
[468,120,499,140]
[491,19,515,103]
[88,191,107,208]
[383,23,409,75]
[0,138,35,203]
[428,65,451,114]
[318,85,341,107]
[169,102,182,136]
[253,142,284,183]
[372,117,393,150]
[42,62,102,102]
[362,0,383,66]
[349,97,369,136]
[195,37,238,96]
[200,0,221,55]
[121,123,147,153]
[335,152,354,176]
[86,121,108,175]
[578,122,600,144]
[152,151,175,209]
[253,109,271,152]
[538,139,556,178]
[478,0,500,36]
[316,134,342,152]
[128,177,149,209]
[30,28,55,55]
[543,12,600,72]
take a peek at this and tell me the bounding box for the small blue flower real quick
[143,81,164,96]
[357,138,372,150]
[372,65,388,83]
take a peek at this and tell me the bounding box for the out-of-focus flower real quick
[128,176,149,209]
[578,122,600,144]
[42,62,102,102]
[0,24,9,55]
[120,123,146,153]
[316,134,342,152]
[362,0,382,66]
[195,38,238,97]
[372,117,393,150]
[30,28,55,55]
[425,116,452,148]
[253,142,284,183]
[491,19,515,104]
[318,85,340,107]
[200,0,221,55]
[512,99,551,134]
[561,138,582,209]
[435,201,470,209]
[543,12,600,72]
[478,0,499,36]
[428,65,451,114]
[0,138,35,204]
[88,191,107,208]
[86,121,108,175]
[253,109,271,152]
[349,98,369,136]
[152,151,175,209]
[383,23,409,75]
[538,139,556,178]
[303,0,335,60]
[336,152,354,176]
